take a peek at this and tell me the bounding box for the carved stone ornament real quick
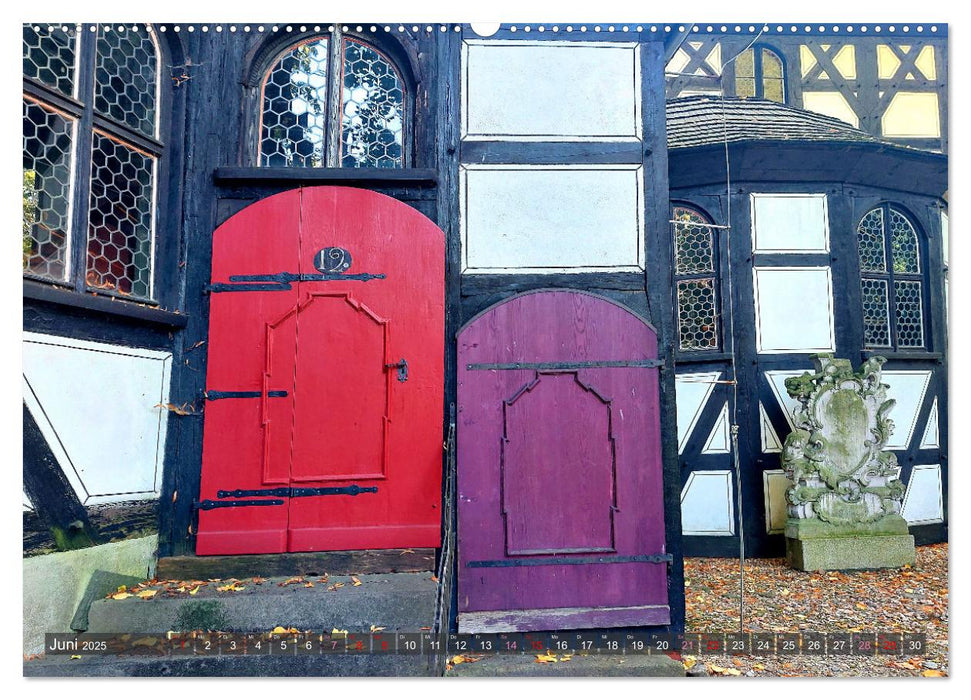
[782,354,905,526]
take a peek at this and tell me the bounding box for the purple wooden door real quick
[457,290,670,633]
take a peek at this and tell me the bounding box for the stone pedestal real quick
[785,515,915,571]
[781,355,916,572]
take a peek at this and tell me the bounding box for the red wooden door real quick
[197,187,444,555]
[456,291,670,632]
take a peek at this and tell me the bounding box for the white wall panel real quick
[681,471,734,535]
[461,165,644,274]
[765,370,812,431]
[675,372,720,453]
[763,470,792,534]
[22,333,172,505]
[882,371,932,450]
[751,194,829,253]
[920,398,940,450]
[901,464,943,525]
[462,40,641,140]
[702,402,731,454]
[753,267,835,353]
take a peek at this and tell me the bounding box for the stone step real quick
[24,652,438,677]
[155,549,436,580]
[445,653,685,677]
[85,572,439,635]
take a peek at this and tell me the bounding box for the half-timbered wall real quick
[456,25,684,632]
[670,142,947,557]
[22,24,188,546]
[665,25,948,152]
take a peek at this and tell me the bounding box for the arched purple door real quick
[457,290,670,632]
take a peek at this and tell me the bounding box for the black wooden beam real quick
[460,140,645,165]
[460,272,645,297]
[23,403,98,551]
[23,280,188,329]
[213,167,439,187]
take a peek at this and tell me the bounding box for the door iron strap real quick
[208,271,385,293]
[467,554,673,568]
[216,485,378,499]
[466,360,663,371]
[196,498,286,510]
[206,390,288,400]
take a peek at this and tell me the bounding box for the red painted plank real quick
[198,187,444,554]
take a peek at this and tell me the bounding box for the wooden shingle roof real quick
[666,96,916,151]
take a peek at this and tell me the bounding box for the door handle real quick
[385,358,408,382]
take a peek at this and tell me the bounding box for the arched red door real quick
[197,187,444,554]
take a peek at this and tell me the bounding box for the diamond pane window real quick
[341,39,404,168]
[673,206,715,275]
[857,208,887,272]
[735,46,786,103]
[24,24,166,305]
[857,205,926,350]
[261,38,329,167]
[95,26,159,137]
[23,24,77,96]
[259,32,407,168]
[86,132,156,299]
[673,205,720,352]
[894,280,924,347]
[861,278,891,347]
[889,208,920,273]
[677,279,718,351]
[23,97,75,281]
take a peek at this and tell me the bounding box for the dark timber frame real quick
[670,137,947,557]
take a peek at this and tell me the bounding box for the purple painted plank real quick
[457,290,668,629]
[503,372,615,554]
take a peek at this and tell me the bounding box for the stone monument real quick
[782,354,915,571]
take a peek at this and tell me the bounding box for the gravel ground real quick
[683,543,948,677]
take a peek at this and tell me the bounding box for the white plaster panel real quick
[22,333,172,505]
[901,464,943,525]
[675,372,720,454]
[751,194,830,253]
[702,402,731,454]
[461,165,644,273]
[920,398,940,450]
[463,40,641,140]
[882,370,932,450]
[763,470,792,534]
[765,370,812,431]
[680,471,734,535]
[753,267,835,353]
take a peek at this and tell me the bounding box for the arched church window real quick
[735,45,786,103]
[673,205,721,352]
[858,204,927,349]
[259,33,406,168]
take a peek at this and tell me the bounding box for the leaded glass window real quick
[94,26,159,138]
[23,24,78,96]
[673,206,720,352]
[857,205,926,349]
[23,96,76,281]
[22,24,163,303]
[259,32,406,168]
[734,46,786,103]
